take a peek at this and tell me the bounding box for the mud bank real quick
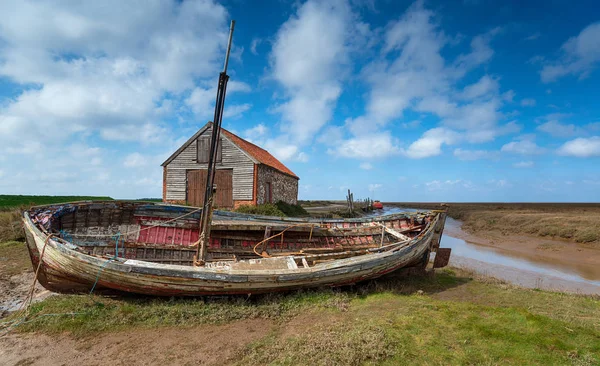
[443,217,600,294]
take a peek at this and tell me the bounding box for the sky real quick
[0,0,599,202]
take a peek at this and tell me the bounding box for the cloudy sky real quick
[0,0,599,202]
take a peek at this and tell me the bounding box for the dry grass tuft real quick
[0,210,24,243]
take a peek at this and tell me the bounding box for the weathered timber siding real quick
[256,165,299,205]
[165,127,255,202]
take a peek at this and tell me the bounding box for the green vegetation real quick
[136,198,163,203]
[275,201,309,217]
[0,195,113,210]
[234,201,309,217]
[298,200,338,207]
[234,203,286,217]
[6,269,599,364]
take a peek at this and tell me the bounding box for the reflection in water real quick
[370,206,600,293]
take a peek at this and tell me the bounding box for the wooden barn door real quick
[186,169,233,209]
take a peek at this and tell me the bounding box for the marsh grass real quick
[5,268,600,365]
[0,210,23,242]
[0,195,113,210]
[390,202,600,245]
[0,241,31,277]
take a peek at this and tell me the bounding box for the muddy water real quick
[373,207,600,294]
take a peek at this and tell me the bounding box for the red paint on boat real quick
[373,201,383,209]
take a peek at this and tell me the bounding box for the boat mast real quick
[195,20,236,266]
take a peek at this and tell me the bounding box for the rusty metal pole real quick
[195,20,236,266]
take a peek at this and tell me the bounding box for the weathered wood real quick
[165,126,255,202]
[23,201,449,296]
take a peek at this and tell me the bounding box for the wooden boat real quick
[22,201,450,296]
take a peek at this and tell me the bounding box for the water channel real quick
[373,207,600,294]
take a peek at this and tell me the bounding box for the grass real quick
[235,203,287,217]
[0,241,31,277]
[275,201,309,217]
[0,210,23,242]
[389,202,600,246]
[0,195,113,210]
[5,268,599,365]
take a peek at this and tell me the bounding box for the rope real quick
[0,234,54,336]
[253,223,319,258]
[89,233,121,294]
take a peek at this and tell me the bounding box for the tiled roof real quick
[219,126,299,179]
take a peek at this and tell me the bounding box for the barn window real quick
[197,137,222,163]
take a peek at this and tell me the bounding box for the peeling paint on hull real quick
[23,202,448,296]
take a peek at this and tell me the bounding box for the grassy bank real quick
[5,267,599,364]
[390,202,600,246]
[0,195,113,210]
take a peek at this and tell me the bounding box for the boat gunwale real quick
[22,207,439,280]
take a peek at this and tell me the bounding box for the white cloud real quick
[186,81,251,118]
[0,0,232,197]
[334,132,400,159]
[537,120,578,137]
[223,103,252,119]
[540,22,600,82]
[243,123,268,142]
[557,136,600,157]
[525,32,541,41]
[521,98,536,107]
[0,0,231,150]
[513,161,534,168]
[424,179,473,191]
[317,126,345,146]
[124,153,149,168]
[404,127,459,159]
[453,148,498,161]
[263,138,309,162]
[269,0,357,144]
[337,2,515,162]
[458,75,499,100]
[100,123,168,144]
[501,139,544,155]
[488,179,511,188]
[250,38,262,55]
[368,183,382,192]
[359,162,373,170]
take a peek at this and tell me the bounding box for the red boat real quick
[373,200,383,209]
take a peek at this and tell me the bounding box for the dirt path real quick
[0,318,275,366]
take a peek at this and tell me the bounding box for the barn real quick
[161,122,299,209]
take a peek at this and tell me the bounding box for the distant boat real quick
[373,200,384,209]
[22,201,450,296]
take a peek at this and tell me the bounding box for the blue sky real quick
[0,0,599,202]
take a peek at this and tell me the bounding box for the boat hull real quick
[23,202,448,296]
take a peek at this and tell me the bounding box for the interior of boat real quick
[28,201,434,267]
